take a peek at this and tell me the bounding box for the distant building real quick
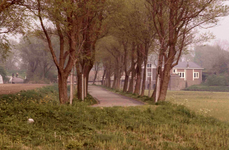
[145,61,204,90]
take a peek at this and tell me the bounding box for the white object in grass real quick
[28,118,34,123]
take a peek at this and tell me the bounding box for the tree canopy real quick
[0,0,228,104]
[0,0,26,60]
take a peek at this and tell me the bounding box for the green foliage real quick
[18,36,57,83]
[0,0,28,61]
[194,45,229,74]
[205,75,229,86]
[0,37,10,60]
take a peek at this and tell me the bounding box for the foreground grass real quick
[1,86,229,149]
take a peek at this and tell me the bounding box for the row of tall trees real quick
[97,0,155,97]
[96,0,228,102]
[146,0,227,102]
[18,36,57,82]
[1,0,108,103]
[0,0,228,104]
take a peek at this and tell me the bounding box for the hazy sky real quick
[204,16,229,44]
[201,2,229,49]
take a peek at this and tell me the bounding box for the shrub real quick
[184,85,229,92]
[205,75,229,86]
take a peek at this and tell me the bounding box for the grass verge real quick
[1,85,229,149]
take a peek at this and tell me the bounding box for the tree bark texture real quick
[141,42,149,96]
[128,43,136,93]
[134,44,144,95]
[101,69,106,85]
[58,72,68,104]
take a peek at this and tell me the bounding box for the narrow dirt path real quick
[88,85,144,107]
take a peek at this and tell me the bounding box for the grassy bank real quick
[1,85,229,149]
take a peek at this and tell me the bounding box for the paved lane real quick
[88,85,144,107]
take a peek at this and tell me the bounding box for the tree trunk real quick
[134,67,141,94]
[155,74,161,103]
[93,69,98,84]
[83,64,93,95]
[152,46,176,102]
[141,40,151,96]
[112,74,117,89]
[148,76,151,97]
[58,72,68,104]
[151,79,156,100]
[134,45,143,95]
[122,41,129,92]
[116,75,120,89]
[101,69,106,85]
[141,42,149,96]
[123,74,129,92]
[114,62,121,89]
[77,72,83,100]
[158,63,172,101]
[141,62,147,96]
[128,68,136,93]
[128,42,136,93]
[105,69,111,88]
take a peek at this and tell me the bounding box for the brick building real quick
[145,61,204,90]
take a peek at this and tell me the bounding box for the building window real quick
[147,64,151,68]
[178,72,185,78]
[173,69,176,74]
[148,72,152,77]
[194,72,199,79]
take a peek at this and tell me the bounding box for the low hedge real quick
[183,85,229,92]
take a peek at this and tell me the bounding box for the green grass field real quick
[1,85,229,149]
[166,91,229,122]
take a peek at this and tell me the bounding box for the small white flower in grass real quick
[28,118,34,123]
